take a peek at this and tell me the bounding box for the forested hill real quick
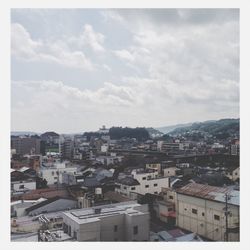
[169,118,239,139]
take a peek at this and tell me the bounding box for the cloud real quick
[11,9,239,132]
[11,23,94,71]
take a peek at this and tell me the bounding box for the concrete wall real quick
[176,193,239,241]
[28,199,78,216]
[12,181,36,191]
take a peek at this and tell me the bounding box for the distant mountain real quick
[146,127,164,138]
[155,122,193,134]
[11,131,41,136]
[169,118,239,139]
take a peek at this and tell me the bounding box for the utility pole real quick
[224,193,231,242]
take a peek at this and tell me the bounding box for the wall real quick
[28,199,78,216]
[176,193,239,241]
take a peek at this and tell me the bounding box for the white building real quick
[163,167,181,177]
[62,201,150,241]
[176,183,239,241]
[40,161,79,185]
[11,179,36,192]
[116,170,169,197]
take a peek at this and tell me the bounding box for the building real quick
[176,183,239,241]
[116,170,169,197]
[145,163,161,173]
[163,167,181,177]
[25,196,78,216]
[60,136,74,159]
[39,162,79,185]
[11,136,41,155]
[62,201,150,241]
[226,167,240,182]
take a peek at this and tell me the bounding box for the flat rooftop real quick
[63,201,146,224]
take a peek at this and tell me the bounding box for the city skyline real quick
[11,9,239,133]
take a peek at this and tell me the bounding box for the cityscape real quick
[10,9,239,242]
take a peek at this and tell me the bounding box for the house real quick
[115,170,169,197]
[11,198,47,217]
[62,201,150,241]
[226,167,240,182]
[25,196,78,216]
[163,167,181,177]
[176,183,239,241]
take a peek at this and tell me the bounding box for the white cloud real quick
[11,23,94,71]
[113,49,135,62]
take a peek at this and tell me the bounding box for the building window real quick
[133,226,138,235]
[202,212,205,216]
[52,171,54,176]
[214,215,220,221]
[73,231,77,239]
[168,208,173,211]
[192,209,197,214]
[154,183,158,187]
[169,195,174,200]
[154,192,158,194]
[114,225,118,232]
[131,187,135,190]
[142,177,146,180]
[145,185,149,188]
[19,185,24,189]
[124,186,127,190]
[54,177,58,180]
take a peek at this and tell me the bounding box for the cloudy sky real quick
[11,9,239,133]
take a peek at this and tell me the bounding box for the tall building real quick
[11,136,41,155]
[59,136,74,160]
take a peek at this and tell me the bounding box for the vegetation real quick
[109,127,150,141]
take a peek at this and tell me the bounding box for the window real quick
[73,231,77,239]
[123,186,127,190]
[192,209,197,214]
[131,187,135,190]
[214,215,220,221]
[168,208,173,212]
[19,185,24,189]
[202,212,205,216]
[133,226,138,235]
[169,195,174,200]
[142,177,146,180]
[145,185,149,188]
[154,183,158,187]
[52,171,54,176]
[114,225,118,232]
[154,192,158,194]
[54,177,58,180]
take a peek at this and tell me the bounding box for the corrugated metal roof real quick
[176,183,239,205]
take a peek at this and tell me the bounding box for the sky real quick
[11,9,239,133]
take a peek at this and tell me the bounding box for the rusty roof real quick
[176,183,239,205]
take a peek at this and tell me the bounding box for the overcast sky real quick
[11,9,239,133]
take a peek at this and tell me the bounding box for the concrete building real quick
[176,183,239,241]
[62,201,150,241]
[163,167,181,177]
[226,167,240,182]
[11,136,41,155]
[116,170,169,197]
[60,136,74,159]
[26,197,78,216]
[39,162,79,185]
[145,163,161,173]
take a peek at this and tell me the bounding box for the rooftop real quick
[176,183,239,206]
[63,201,146,224]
